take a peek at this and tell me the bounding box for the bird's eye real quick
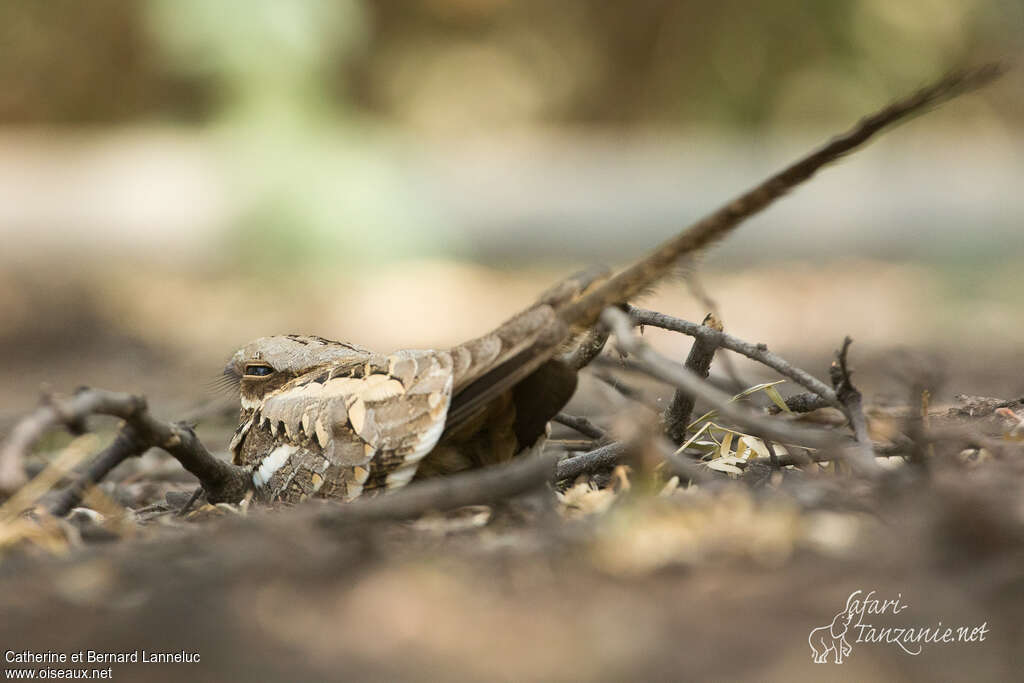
[244,364,275,377]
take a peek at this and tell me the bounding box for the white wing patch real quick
[253,444,297,488]
[385,464,419,489]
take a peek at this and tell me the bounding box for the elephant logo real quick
[808,593,858,664]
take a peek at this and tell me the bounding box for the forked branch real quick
[0,388,251,508]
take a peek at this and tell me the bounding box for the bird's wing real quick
[232,350,454,501]
[444,305,570,435]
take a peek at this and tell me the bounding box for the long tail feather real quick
[556,62,1006,329]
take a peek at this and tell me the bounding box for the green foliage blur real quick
[1,0,1017,127]
[0,0,1017,269]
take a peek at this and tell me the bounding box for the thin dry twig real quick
[553,413,607,441]
[555,425,714,484]
[548,438,601,452]
[600,307,879,474]
[663,312,722,444]
[774,392,832,414]
[0,388,251,507]
[758,443,907,467]
[556,443,628,481]
[591,370,649,403]
[319,450,561,524]
[830,337,875,465]
[627,306,841,410]
[45,425,148,517]
[0,391,115,495]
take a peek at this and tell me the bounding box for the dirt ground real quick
[2,452,1023,681]
[1,260,1022,682]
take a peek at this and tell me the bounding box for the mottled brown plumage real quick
[226,65,1003,503]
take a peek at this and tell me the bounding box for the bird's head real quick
[223,335,372,409]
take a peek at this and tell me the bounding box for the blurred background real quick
[0,0,1021,427]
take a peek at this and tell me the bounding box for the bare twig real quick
[681,271,754,395]
[319,450,560,524]
[0,390,132,496]
[662,452,715,484]
[45,425,149,517]
[547,439,600,452]
[774,392,831,414]
[591,370,649,403]
[663,313,722,444]
[0,388,251,507]
[177,487,205,517]
[628,306,842,410]
[553,413,607,440]
[765,440,781,468]
[757,443,906,467]
[555,433,714,484]
[830,337,874,464]
[600,307,879,473]
[556,442,628,481]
